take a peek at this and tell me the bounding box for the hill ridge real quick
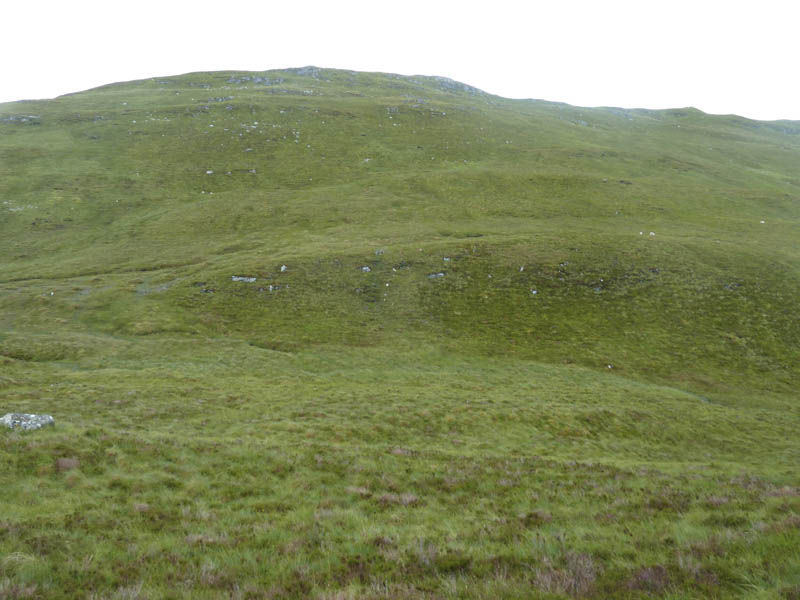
[5,66,799,126]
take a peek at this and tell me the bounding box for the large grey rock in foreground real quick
[1,413,55,430]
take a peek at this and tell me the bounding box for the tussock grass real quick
[1,67,798,597]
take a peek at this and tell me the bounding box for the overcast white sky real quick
[1,0,798,121]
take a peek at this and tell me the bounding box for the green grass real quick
[1,67,798,598]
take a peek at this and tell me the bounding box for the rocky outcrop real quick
[1,413,55,430]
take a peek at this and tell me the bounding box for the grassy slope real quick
[0,68,798,598]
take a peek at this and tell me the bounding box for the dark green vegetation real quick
[1,67,798,598]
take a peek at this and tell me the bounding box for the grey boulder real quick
[1,413,55,430]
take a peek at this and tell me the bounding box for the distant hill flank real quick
[1,66,798,399]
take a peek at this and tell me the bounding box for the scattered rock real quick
[55,457,79,472]
[185,533,227,546]
[346,486,371,498]
[286,66,323,78]
[227,75,284,85]
[429,76,483,95]
[766,486,800,498]
[0,115,41,125]
[378,493,419,506]
[361,266,371,273]
[428,272,445,279]
[231,276,256,283]
[1,413,54,430]
[280,265,287,273]
[705,495,730,506]
[390,447,415,456]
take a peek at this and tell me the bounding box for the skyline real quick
[2,0,798,121]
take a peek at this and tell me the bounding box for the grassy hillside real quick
[1,67,798,599]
